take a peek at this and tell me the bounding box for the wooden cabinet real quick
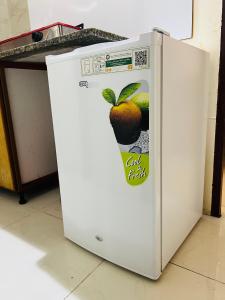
[0,63,58,203]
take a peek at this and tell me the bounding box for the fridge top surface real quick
[45,32,163,65]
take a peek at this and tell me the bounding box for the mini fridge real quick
[46,31,208,279]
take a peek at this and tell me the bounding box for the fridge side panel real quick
[161,36,208,268]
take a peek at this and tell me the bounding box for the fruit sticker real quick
[102,81,150,186]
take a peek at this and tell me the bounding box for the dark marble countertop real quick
[0,28,126,63]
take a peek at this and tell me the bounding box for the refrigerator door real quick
[46,32,162,279]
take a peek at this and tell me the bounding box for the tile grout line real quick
[170,262,225,286]
[64,260,105,299]
[2,205,62,230]
[31,199,60,213]
[41,210,62,220]
[1,209,36,229]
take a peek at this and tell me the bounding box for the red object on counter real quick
[0,22,84,51]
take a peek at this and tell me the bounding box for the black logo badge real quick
[79,81,88,88]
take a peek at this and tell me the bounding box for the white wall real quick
[0,0,30,40]
[27,0,193,40]
[185,0,222,214]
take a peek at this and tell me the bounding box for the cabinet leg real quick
[19,192,27,205]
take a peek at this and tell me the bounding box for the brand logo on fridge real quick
[79,81,88,88]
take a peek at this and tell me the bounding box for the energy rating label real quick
[81,47,150,76]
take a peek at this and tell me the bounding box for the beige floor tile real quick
[27,187,62,218]
[26,188,61,211]
[66,261,225,300]
[0,211,102,300]
[0,192,34,228]
[43,198,63,219]
[172,214,225,283]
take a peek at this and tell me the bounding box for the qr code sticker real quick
[134,50,147,66]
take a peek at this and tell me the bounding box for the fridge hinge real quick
[153,27,170,36]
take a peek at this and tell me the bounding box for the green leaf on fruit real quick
[131,92,149,111]
[102,88,116,105]
[117,83,141,104]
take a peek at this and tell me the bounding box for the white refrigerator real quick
[46,31,208,279]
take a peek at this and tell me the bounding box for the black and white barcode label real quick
[81,47,150,76]
[134,50,148,66]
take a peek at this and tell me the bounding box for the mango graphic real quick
[131,92,149,131]
[102,82,150,186]
[110,100,141,145]
[102,83,143,145]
